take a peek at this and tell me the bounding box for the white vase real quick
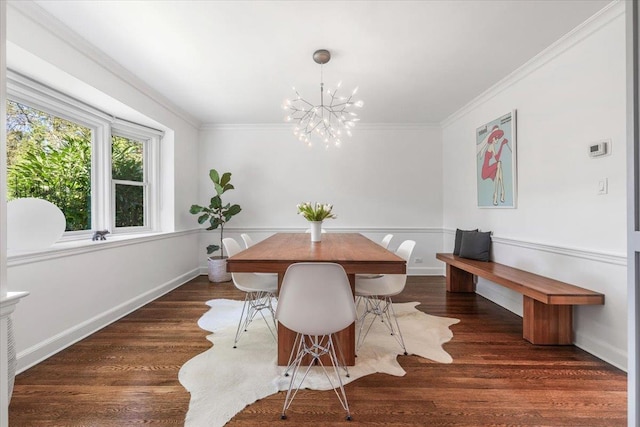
[310,221,323,242]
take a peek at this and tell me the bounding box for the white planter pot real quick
[208,257,232,283]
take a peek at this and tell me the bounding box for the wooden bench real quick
[435,253,604,345]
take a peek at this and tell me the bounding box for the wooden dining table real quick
[225,232,407,366]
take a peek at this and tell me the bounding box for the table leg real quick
[333,274,356,366]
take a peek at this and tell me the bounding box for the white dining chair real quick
[379,233,393,249]
[241,233,254,248]
[356,234,394,280]
[222,237,278,348]
[275,262,356,421]
[354,240,416,356]
[239,233,278,278]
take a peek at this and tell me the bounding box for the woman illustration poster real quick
[476,111,516,208]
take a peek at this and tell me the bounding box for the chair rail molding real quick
[7,229,199,267]
[442,228,626,267]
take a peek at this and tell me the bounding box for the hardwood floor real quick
[9,276,626,426]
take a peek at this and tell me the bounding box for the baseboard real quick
[408,266,441,276]
[574,330,627,372]
[15,268,201,373]
[475,280,523,317]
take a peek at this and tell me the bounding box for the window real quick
[112,134,145,228]
[6,72,162,240]
[7,101,92,231]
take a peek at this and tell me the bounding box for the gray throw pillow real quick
[453,228,478,255]
[458,231,491,262]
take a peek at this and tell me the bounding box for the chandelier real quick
[283,49,363,148]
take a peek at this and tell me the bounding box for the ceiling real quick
[32,0,611,126]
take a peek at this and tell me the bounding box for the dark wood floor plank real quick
[9,276,627,426]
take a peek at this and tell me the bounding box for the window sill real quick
[7,230,195,267]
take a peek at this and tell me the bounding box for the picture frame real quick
[476,110,517,208]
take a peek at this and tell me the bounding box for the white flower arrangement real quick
[297,202,337,222]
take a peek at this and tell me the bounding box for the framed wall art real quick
[476,110,517,208]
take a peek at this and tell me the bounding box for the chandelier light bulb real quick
[283,49,363,148]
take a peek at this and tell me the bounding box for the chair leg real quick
[233,294,251,348]
[332,333,350,378]
[384,297,408,356]
[233,291,277,348]
[283,333,303,377]
[356,296,407,356]
[280,334,352,421]
[356,297,379,353]
[321,335,352,420]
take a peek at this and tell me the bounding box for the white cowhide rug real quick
[178,298,459,427]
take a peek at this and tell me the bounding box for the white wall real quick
[197,124,443,275]
[8,233,199,371]
[5,2,202,372]
[441,3,627,369]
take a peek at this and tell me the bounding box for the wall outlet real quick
[598,178,608,195]
[414,258,423,264]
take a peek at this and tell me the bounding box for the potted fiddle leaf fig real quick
[190,169,242,282]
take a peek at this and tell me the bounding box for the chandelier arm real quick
[327,88,338,105]
[329,93,355,109]
[306,118,324,133]
[299,108,315,118]
[294,98,316,109]
[329,99,352,106]
[328,109,345,120]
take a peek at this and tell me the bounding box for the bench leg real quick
[522,296,572,345]
[446,264,476,292]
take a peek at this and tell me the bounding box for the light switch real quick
[598,178,608,195]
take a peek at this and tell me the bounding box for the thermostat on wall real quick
[589,140,610,158]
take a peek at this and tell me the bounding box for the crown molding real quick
[200,122,440,131]
[7,0,201,129]
[440,0,624,128]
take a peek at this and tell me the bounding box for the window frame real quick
[110,120,161,234]
[6,71,163,240]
